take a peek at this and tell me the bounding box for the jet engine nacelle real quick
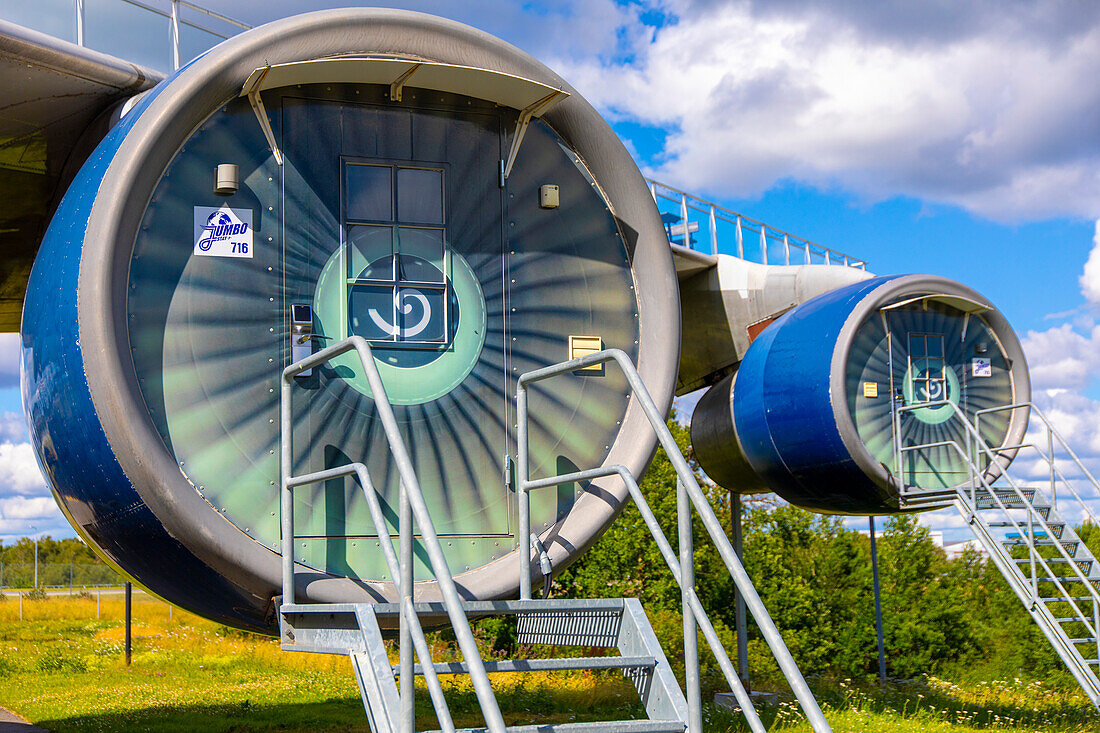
[21,9,679,631]
[691,274,1030,514]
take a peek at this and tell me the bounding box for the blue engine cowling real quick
[690,274,1030,514]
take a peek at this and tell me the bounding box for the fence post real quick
[125,582,132,665]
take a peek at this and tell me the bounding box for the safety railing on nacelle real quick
[21,0,251,72]
[897,401,1100,641]
[646,178,867,270]
[281,336,505,733]
[516,349,832,733]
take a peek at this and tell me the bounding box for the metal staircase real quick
[279,337,832,733]
[898,401,1100,707]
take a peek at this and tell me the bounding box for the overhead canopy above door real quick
[239,57,568,173]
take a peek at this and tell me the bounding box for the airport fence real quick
[0,562,122,590]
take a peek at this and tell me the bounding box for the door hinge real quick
[504,454,516,492]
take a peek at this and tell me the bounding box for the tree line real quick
[553,417,1073,686]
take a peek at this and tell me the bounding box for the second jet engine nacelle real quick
[691,274,1030,514]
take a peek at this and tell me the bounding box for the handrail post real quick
[76,0,85,46]
[280,364,294,605]
[1049,424,1056,511]
[709,205,718,255]
[170,0,181,70]
[735,217,744,259]
[680,193,691,250]
[399,480,414,733]
[677,478,702,732]
[517,385,532,600]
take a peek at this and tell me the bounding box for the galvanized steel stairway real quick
[278,338,832,733]
[282,598,689,733]
[899,402,1100,708]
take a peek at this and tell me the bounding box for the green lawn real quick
[1,592,1097,732]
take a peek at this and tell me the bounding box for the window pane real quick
[397,286,446,342]
[396,227,444,282]
[348,285,398,341]
[926,337,942,357]
[347,225,394,280]
[346,164,391,221]
[397,168,443,224]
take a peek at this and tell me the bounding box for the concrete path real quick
[0,707,47,732]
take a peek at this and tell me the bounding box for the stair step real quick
[1014,558,1093,571]
[1004,540,1078,552]
[1040,596,1098,602]
[432,721,686,733]
[989,518,1061,524]
[395,655,657,676]
[975,490,1043,509]
[1068,638,1098,644]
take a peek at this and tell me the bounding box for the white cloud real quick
[0,442,47,496]
[558,1,1100,222]
[1080,220,1100,304]
[0,496,56,521]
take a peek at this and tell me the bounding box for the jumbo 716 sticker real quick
[193,206,253,258]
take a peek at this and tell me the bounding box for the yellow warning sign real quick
[863,382,878,398]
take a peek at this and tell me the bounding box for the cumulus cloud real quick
[557,1,1100,222]
[0,442,46,496]
[83,1,1100,223]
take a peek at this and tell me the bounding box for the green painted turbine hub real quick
[312,241,487,406]
[901,362,960,425]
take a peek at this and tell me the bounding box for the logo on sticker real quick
[193,206,253,258]
[972,357,992,377]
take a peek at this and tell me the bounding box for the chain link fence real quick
[0,562,122,589]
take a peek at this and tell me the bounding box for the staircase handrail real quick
[898,401,1100,612]
[901,434,1100,636]
[282,336,505,733]
[975,402,1100,526]
[282,462,456,732]
[517,348,832,733]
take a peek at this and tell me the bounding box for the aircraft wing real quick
[0,19,161,331]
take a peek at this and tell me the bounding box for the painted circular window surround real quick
[312,245,487,405]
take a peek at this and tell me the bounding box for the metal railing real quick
[976,403,1100,523]
[281,336,505,733]
[516,348,832,733]
[7,0,250,72]
[898,399,1100,704]
[646,178,867,269]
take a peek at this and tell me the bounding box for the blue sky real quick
[1,0,1099,544]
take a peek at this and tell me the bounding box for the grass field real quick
[0,591,1098,732]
